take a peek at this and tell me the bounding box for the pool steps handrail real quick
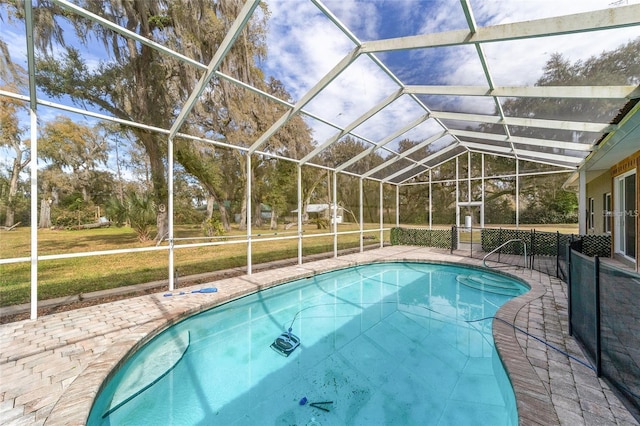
[483,239,528,269]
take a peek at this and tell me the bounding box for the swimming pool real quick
[88,262,529,425]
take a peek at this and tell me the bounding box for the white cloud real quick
[417,1,468,34]
[304,54,402,126]
[264,1,357,99]
[318,0,380,40]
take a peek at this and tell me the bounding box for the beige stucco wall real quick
[585,171,612,235]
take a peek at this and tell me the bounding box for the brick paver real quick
[0,247,637,425]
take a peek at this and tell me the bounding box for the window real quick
[614,170,636,261]
[604,193,611,233]
[588,197,595,231]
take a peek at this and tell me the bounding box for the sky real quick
[261,0,640,149]
[1,0,639,167]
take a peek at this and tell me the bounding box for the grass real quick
[0,223,388,306]
[0,222,577,307]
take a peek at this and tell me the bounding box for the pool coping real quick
[2,246,636,425]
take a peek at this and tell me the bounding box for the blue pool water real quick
[88,262,529,425]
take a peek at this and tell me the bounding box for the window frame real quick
[604,192,611,234]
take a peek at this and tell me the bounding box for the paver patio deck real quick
[1,246,638,425]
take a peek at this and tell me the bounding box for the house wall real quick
[585,171,611,235]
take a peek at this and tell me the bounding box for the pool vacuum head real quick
[270,331,300,357]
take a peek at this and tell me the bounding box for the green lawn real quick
[0,223,389,306]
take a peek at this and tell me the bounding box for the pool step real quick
[456,274,522,296]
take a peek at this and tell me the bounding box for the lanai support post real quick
[429,169,432,230]
[516,160,520,229]
[360,178,364,252]
[467,151,471,212]
[481,154,485,228]
[455,157,460,229]
[29,109,38,320]
[396,184,400,227]
[379,181,384,247]
[247,154,252,274]
[168,137,175,291]
[297,165,303,264]
[333,171,338,258]
[579,170,587,235]
[26,1,39,319]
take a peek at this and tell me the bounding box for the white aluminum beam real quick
[299,88,403,164]
[28,110,38,319]
[169,0,260,139]
[333,172,338,257]
[379,181,384,245]
[336,113,431,172]
[515,150,584,165]
[54,0,206,71]
[465,148,576,171]
[461,141,583,164]
[393,143,461,183]
[362,130,447,178]
[168,135,175,291]
[404,85,640,99]
[297,165,302,264]
[460,0,516,158]
[361,4,640,52]
[429,110,615,133]
[421,150,469,176]
[246,154,252,274]
[249,47,361,154]
[25,1,39,319]
[451,129,593,151]
[579,171,587,234]
[24,2,37,108]
[359,178,364,251]
[462,142,519,155]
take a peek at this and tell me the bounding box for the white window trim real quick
[614,169,637,261]
[604,192,612,234]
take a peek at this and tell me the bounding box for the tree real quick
[0,37,30,227]
[37,166,73,228]
[486,39,640,223]
[0,85,30,227]
[501,37,640,139]
[200,77,314,230]
[173,138,232,230]
[320,136,385,223]
[39,116,108,202]
[106,191,156,242]
[10,0,271,241]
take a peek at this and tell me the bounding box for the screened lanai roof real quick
[9,0,640,184]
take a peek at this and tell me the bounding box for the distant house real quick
[565,101,639,271]
[233,203,273,223]
[292,204,344,224]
